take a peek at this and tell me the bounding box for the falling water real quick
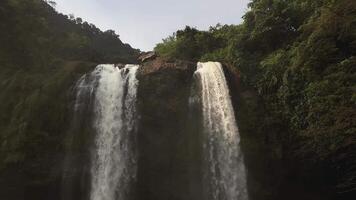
[61,65,100,200]
[192,62,248,200]
[74,64,139,200]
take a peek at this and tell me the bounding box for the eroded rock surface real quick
[136,57,201,200]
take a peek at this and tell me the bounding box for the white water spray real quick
[75,64,139,200]
[193,62,248,200]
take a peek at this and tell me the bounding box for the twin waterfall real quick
[72,62,248,200]
[193,62,248,200]
[74,64,139,200]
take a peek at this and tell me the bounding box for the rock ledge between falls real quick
[138,56,196,76]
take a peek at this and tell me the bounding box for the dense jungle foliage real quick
[0,0,355,199]
[155,0,356,196]
[0,0,139,189]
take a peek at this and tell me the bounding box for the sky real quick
[55,0,251,51]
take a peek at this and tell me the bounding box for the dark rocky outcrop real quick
[115,63,126,69]
[135,57,201,200]
[138,52,157,63]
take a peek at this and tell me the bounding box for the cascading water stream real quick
[191,62,248,200]
[69,61,246,200]
[73,64,139,200]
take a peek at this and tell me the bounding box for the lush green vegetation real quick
[155,0,356,195]
[0,0,355,198]
[0,0,139,188]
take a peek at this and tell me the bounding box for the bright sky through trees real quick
[55,0,250,51]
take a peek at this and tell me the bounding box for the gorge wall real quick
[61,57,250,200]
[136,58,199,200]
[0,56,341,200]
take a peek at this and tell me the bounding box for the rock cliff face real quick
[55,58,335,200]
[135,57,202,200]
[0,56,332,200]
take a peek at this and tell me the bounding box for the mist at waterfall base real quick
[64,62,248,200]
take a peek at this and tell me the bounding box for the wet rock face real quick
[136,57,202,200]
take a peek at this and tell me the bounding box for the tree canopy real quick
[155,0,356,194]
[0,0,139,185]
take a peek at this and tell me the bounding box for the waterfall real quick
[73,64,139,200]
[191,62,248,200]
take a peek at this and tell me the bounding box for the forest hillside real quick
[155,0,356,196]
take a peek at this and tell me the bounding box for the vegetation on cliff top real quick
[0,0,139,184]
[155,0,356,195]
[0,0,355,198]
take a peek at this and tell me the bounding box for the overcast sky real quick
[55,0,250,51]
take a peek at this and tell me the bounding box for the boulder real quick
[114,63,125,69]
[138,51,157,63]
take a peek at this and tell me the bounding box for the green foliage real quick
[0,61,95,168]
[0,0,139,69]
[0,0,139,184]
[155,0,356,193]
[155,26,224,61]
